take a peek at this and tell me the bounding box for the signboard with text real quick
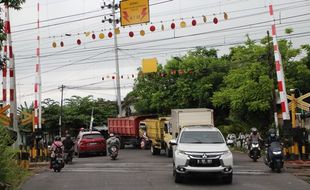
[120,0,150,26]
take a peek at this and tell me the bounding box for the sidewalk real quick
[29,161,50,173]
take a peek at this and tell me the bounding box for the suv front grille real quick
[186,152,222,167]
[188,158,221,167]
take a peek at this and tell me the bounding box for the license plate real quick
[56,157,62,161]
[197,159,212,165]
[89,142,97,145]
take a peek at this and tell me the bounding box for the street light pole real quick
[59,85,64,137]
[102,0,122,117]
[112,0,122,117]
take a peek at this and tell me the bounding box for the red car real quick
[74,131,106,157]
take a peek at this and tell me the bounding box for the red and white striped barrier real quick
[268,4,290,120]
[4,4,17,125]
[2,31,7,106]
[34,2,42,130]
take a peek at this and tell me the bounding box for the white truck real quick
[170,108,233,184]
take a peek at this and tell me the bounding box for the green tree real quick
[0,127,29,188]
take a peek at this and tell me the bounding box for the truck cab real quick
[170,126,233,184]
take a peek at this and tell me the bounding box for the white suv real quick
[170,126,233,184]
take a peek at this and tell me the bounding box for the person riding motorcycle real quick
[106,133,120,156]
[62,134,75,162]
[247,128,262,150]
[62,134,74,151]
[265,128,280,162]
[50,136,64,169]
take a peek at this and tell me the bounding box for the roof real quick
[182,126,218,132]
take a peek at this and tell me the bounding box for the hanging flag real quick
[129,31,134,37]
[140,30,145,36]
[213,17,218,24]
[108,32,113,38]
[192,19,197,26]
[150,25,156,32]
[224,12,228,20]
[171,22,176,29]
[180,21,186,28]
[99,33,105,39]
[203,15,207,23]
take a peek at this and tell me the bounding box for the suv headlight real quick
[222,150,232,156]
[176,149,188,156]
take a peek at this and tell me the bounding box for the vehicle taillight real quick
[80,140,87,146]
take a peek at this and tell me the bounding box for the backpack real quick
[54,144,63,154]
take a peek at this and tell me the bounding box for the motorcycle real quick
[248,140,261,162]
[52,152,64,172]
[109,145,119,160]
[64,148,74,164]
[264,142,284,173]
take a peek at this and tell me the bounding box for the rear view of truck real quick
[108,116,156,149]
[171,108,214,139]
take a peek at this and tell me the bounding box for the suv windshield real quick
[179,131,224,144]
[82,134,103,139]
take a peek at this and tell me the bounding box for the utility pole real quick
[102,0,122,117]
[59,85,64,137]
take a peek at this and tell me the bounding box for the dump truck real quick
[171,108,214,139]
[140,117,173,157]
[108,115,156,149]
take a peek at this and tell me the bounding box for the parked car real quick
[74,130,106,157]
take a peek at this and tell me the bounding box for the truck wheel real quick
[165,146,172,157]
[151,146,155,155]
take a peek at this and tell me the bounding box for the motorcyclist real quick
[247,128,262,150]
[50,136,64,169]
[106,133,120,156]
[62,134,75,161]
[62,134,74,151]
[265,128,280,162]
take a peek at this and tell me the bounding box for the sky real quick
[1,0,310,106]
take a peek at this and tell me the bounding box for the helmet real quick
[54,136,61,141]
[109,133,114,137]
[251,128,258,135]
[269,128,276,137]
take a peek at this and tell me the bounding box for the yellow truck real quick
[140,117,173,157]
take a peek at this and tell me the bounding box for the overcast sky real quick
[2,0,310,106]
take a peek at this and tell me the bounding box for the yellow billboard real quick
[120,0,150,26]
[142,58,158,73]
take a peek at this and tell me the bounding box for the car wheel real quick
[175,172,183,183]
[103,151,107,156]
[223,173,233,184]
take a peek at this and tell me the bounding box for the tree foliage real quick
[42,96,117,137]
[126,36,309,134]
[0,127,29,188]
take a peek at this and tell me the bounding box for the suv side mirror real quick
[169,139,177,146]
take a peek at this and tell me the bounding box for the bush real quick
[0,126,30,189]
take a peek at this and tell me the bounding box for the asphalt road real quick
[22,147,309,190]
